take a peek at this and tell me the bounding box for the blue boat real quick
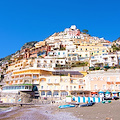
[58,104,75,109]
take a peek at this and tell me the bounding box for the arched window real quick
[53,91,59,96]
[61,92,68,96]
[41,91,45,96]
[46,91,52,95]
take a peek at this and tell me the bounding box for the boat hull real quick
[58,104,75,109]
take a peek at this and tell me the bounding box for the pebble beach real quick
[0,100,120,120]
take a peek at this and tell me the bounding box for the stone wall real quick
[0,91,33,103]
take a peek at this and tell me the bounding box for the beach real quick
[0,100,120,120]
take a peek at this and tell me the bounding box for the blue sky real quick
[0,0,120,58]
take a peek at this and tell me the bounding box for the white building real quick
[90,53,118,67]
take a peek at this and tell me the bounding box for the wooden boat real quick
[104,97,112,100]
[80,102,95,107]
[58,104,75,109]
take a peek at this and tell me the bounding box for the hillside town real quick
[0,25,120,103]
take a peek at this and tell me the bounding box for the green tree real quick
[82,29,89,34]
[112,44,120,52]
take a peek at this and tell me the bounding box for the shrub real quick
[89,67,95,71]
[95,67,100,70]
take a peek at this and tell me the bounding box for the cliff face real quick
[21,41,38,50]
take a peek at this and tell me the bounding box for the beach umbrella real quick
[98,91,104,94]
[105,90,110,94]
[111,91,118,94]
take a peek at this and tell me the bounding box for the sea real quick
[0,107,13,114]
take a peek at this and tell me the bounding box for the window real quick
[53,91,59,96]
[56,61,59,63]
[37,60,40,63]
[22,86,25,89]
[85,54,87,57]
[41,86,43,89]
[72,57,76,60]
[48,79,51,83]
[65,79,67,82]
[103,85,106,90]
[61,92,68,96]
[63,52,65,55]
[71,80,73,83]
[55,79,57,83]
[107,77,110,81]
[44,60,47,63]
[61,85,64,90]
[33,76,37,78]
[66,86,68,90]
[58,52,60,55]
[94,85,97,90]
[80,55,82,57]
[85,48,87,51]
[41,91,45,95]
[29,86,31,89]
[119,85,120,90]
[74,86,76,88]
[41,79,44,82]
[60,79,63,82]
[111,57,114,60]
[116,77,119,81]
[25,86,28,89]
[102,50,105,52]
[111,85,114,90]
[54,86,57,90]
[97,51,99,53]
[81,48,82,51]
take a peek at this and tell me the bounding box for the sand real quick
[0,100,120,120]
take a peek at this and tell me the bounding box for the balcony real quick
[60,87,66,91]
[32,80,39,84]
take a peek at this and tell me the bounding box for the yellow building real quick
[3,57,88,98]
[76,45,112,56]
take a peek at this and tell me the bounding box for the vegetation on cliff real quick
[21,41,38,50]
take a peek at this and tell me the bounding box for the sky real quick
[0,0,120,58]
